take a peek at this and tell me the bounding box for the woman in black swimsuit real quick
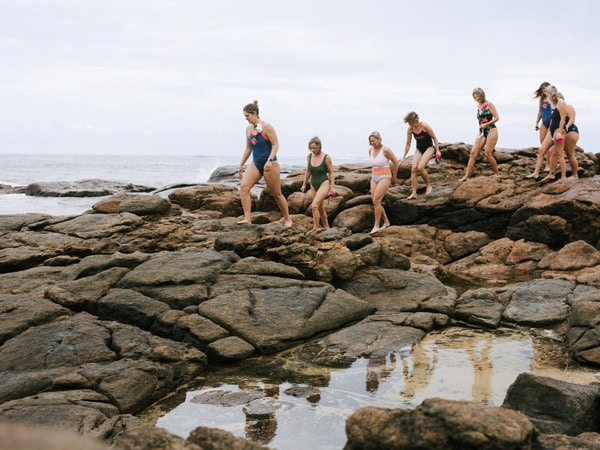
[459,88,500,181]
[401,111,441,199]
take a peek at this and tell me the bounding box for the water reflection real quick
[152,328,598,450]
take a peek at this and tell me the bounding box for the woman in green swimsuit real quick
[300,136,336,231]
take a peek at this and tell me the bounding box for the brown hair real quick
[403,111,419,124]
[534,81,551,99]
[308,136,322,150]
[243,100,260,115]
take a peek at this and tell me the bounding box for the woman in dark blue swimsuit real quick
[534,81,552,144]
[238,100,292,226]
[459,88,500,181]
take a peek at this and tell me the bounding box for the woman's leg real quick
[417,147,435,194]
[238,163,262,224]
[263,162,292,226]
[310,181,330,230]
[459,136,485,181]
[483,128,499,176]
[407,151,422,199]
[370,177,391,234]
[543,132,566,181]
[539,124,549,144]
[565,132,580,178]
[527,132,553,178]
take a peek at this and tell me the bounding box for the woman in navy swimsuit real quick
[534,81,552,144]
[238,100,292,226]
[459,88,500,181]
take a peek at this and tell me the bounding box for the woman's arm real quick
[424,122,440,154]
[326,155,335,193]
[402,127,412,160]
[483,102,500,128]
[300,154,310,192]
[263,122,279,163]
[384,146,399,183]
[239,128,252,177]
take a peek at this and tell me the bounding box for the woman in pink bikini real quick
[368,131,399,234]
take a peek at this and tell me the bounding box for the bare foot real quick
[525,173,539,179]
[407,193,417,200]
[283,219,293,227]
[425,185,432,195]
[236,219,252,225]
[369,227,380,235]
[540,175,555,183]
[492,173,500,178]
[458,176,468,182]
[569,175,579,179]
[381,223,389,230]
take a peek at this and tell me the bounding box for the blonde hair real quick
[546,85,560,104]
[243,100,260,115]
[472,88,486,102]
[403,111,419,124]
[369,131,381,141]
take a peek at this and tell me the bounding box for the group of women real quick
[238,85,580,233]
[527,82,580,181]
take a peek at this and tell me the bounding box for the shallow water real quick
[146,327,599,450]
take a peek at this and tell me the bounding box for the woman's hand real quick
[238,165,244,177]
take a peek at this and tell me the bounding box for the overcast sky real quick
[2,0,599,161]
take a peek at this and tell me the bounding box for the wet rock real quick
[503,372,600,435]
[243,398,293,418]
[188,425,270,450]
[113,424,202,450]
[307,317,425,365]
[191,389,265,407]
[344,398,536,450]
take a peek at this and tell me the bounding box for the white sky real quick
[2,0,599,160]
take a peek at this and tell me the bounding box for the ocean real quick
[0,153,363,216]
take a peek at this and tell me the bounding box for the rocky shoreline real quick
[1,142,600,449]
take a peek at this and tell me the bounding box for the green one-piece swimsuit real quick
[309,154,329,190]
